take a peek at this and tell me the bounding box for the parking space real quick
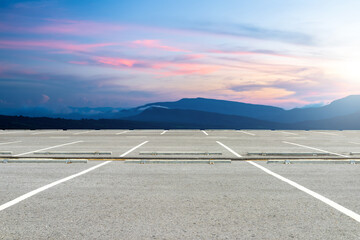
[1,130,360,239]
[1,162,360,239]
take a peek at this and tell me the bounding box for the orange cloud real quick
[131,39,188,52]
[95,57,140,67]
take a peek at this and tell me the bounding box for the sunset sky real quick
[1,0,360,111]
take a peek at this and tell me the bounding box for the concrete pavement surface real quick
[0,130,360,239]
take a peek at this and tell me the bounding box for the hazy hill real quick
[289,110,360,130]
[128,97,285,120]
[265,95,360,123]
[125,107,285,129]
[120,95,360,123]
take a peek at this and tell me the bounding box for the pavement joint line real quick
[202,130,209,136]
[216,141,242,157]
[73,130,94,135]
[0,161,111,212]
[312,131,339,136]
[120,141,148,157]
[215,141,360,223]
[0,141,22,145]
[283,141,349,158]
[160,130,168,135]
[0,131,27,135]
[116,130,128,135]
[238,130,256,136]
[13,141,84,157]
[280,131,298,135]
[31,131,59,135]
[247,161,360,223]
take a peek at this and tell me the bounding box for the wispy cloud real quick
[33,19,125,36]
[92,56,219,76]
[187,22,314,45]
[130,39,188,52]
[0,40,117,53]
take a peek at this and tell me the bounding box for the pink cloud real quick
[154,63,219,77]
[131,39,188,52]
[93,56,219,76]
[41,94,50,103]
[95,57,140,67]
[33,19,125,36]
[0,40,116,53]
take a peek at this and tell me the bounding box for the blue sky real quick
[1,0,360,112]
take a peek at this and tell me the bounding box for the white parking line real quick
[280,131,298,135]
[349,142,360,145]
[0,141,151,212]
[238,130,256,136]
[0,131,27,135]
[0,161,111,212]
[120,141,148,157]
[13,141,84,157]
[160,130,168,135]
[216,141,360,223]
[0,141,22,145]
[283,141,349,158]
[31,131,59,135]
[216,141,242,157]
[73,130,93,135]
[116,130,128,135]
[247,161,360,223]
[202,130,209,136]
[312,131,338,136]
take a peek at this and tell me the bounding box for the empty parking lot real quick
[0,130,360,239]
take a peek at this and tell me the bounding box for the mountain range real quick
[1,95,360,129]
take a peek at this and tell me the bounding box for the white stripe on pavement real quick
[73,131,93,135]
[0,141,150,212]
[120,141,148,157]
[280,131,298,135]
[14,141,83,157]
[283,141,349,158]
[202,130,208,136]
[238,130,256,136]
[116,131,128,135]
[0,161,111,212]
[216,141,242,157]
[216,141,360,223]
[0,141,22,145]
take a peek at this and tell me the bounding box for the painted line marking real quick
[216,141,360,223]
[0,161,111,212]
[247,161,360,223]
[349,142,360,145]
[120,141,148,157]
[312,131,338,136]
[280,131,298,135]
[216,141,242,157]
[0,131,27,135]
[116,131,128,135]
[73,130,93,135]
[202,130,209,136]
[0,141,22,145]
[31,131,59,135]
[238,130,256,136]
[0,141,154,212]
[160,130,168,135]
[283,141,349,158]
[14,141,84,157]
